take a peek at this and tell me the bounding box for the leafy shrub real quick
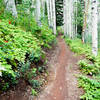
[0,21,42,91]
[29,80,41,90]
[86,53,96,62]
[20,61,31,73]
[78,60,99,75]
[0,4,56,49]
[0,72,18,91]
[0,3,56,92]
[0,21,42,63]
[78,76,100,100]
[65,37,91,54]
[38,66,46,73]
[31,88,38,96]
[27,68,37,79]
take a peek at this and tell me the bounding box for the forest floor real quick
[0,36,84,100]
[35,36,84,100]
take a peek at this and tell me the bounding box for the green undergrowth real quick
[65,37,100,100]
[78,59,100,76]
[78,76,100,100]
[0,19,56,93]
[0,6,56,94]
[65,37,91,55]
[0,13,56,49]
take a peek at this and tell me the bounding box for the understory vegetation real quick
[65,37,100,100]
[0,3,56,95]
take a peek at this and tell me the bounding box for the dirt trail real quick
[36,36,83,100]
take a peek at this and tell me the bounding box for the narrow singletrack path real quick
[36,36,83,100]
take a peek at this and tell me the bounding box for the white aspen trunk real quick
[63,0,66,35]
[82,0,90,43]
[63,0,67,36]
[67,0,70,37]
[46,0,51,26]
[69,0,73,38]
[67,0,69,36]
[82,0,87,42]
[72,0,74,38]
[92,0,98,56]
[69,0,71,38]
[64,0,74,37]
[71,0,74,38]
[64,0,77,38]
[52,0,56,34]
[65,0,69,36]
[4,0,17,17]
[86,0,92,42]
[36,0,41,26]
[49,0,53,28]
[75,0,78,37]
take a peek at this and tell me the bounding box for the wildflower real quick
[9,21,11,24]
[4,40,8,43]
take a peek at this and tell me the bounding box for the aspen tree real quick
[49,0,53,28]
[91,0,98,56]
[64,0,77,38]
[64,0,69,36]
[82,0,90,43]
[63,0,66,36]
[4,0,17,17]
[46,0,51,26]
[52,0,56,34]
[36,0,41,26]
[86,0,92,43]
[69,0,72,38]
[75,0,78,37]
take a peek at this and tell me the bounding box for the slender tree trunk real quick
[67,0,69,36]
[52,0,56,34]
[92,0,98,56]
[82,0,90,43]
[4,0,17,17]
[86,0,92,43]
[64,0,68,36]
[46,0,51,26]
[69,0,72,38]
[75,0,78,37]
[64,0,77,38]
[36,0,41,26]
[49,0,53,28]
[63,0,67,36]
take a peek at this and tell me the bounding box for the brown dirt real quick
[35,36,83,100]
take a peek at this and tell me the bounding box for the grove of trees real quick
[2,0,99,57]
[0,0,100,99]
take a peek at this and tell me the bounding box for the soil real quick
[35,36,84,100]
[0,36,84,100]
